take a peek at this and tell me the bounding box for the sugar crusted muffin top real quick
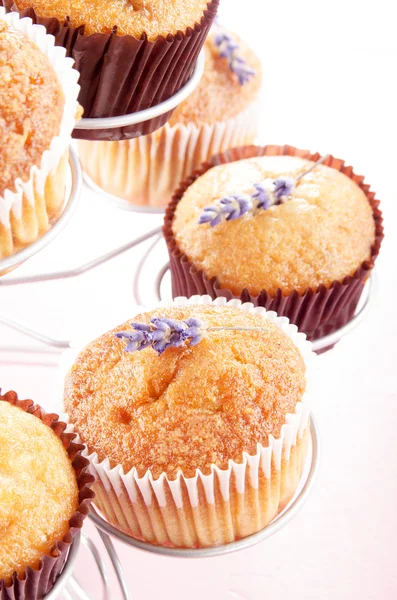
[169,30,262,126]
[64,305,306,480]
[0,401,78,585]
[171,155,376,296]
[14,0,211,40]
[0,21,64,197]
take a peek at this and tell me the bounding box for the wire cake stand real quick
[0,48,373,600]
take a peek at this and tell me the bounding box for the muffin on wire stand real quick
[3,0,219,140]
[0,42,205,272]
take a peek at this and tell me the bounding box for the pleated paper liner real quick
[164,145,384,350]
[0,390,94,600]
[0,9,80,267]
[2,0,219,141]
[62,295,316,548]
[78,100,260,208]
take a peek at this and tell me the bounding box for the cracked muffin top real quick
[0,20,64,197]
[169,29,262,126]
[0,400,78,585]
[14,0,212,40]
[171,155,376,296]
[64,304,306,480]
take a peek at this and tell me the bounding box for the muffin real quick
[164,145,384,344]
[0,390,94,600]
[0,9,81,265]
[4,0,219,140]
[78,26,262,207]
[64,297,315,548]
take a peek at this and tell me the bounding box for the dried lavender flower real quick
[252,182,272,210]
[116,318,203,355]
[273,177,295,201]
[198,195,252,227]
[198,154,331,227]
[214,31,255,86]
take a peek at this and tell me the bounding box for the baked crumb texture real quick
[65,302,312,547]
[0,391,94,596]
[14,0,212,39]
[77,28,262,207]
[172,155,376,297]
[0,401,78,585]
[165,146,383,342]
[0,14,77,263]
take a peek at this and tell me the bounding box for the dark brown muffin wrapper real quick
[0,390,95,600]
[2,0,219,141]
[163,145,384,351]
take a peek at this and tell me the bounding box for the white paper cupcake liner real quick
[0,8,80,253]
[77,101,260,208]
[61,295,316,547]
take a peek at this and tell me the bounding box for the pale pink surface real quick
[1,1,397,598]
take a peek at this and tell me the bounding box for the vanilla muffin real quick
[64,299,314,548]
[78,27,262,206]
[0,10,81,265]
[165,146,383,342]
[13,0,211,39]
[0,391,93,599]
[6,0,219,139]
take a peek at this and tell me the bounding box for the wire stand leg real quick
[97,530,132,600]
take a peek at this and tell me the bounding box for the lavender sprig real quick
[198,195,252,227]
[116,318,272,355]
[198,154,331,227]
[215,32,255,86]
[115,318,203,355]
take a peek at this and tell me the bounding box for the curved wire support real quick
[0,147,82,276]
[0,270,378,356]
[311,270,378,352]
[83,173,165,214]
[88,416,319,559]
[74,50,205,131]
[0,226,162,286]
[96,530,132,600]
[132,233,163,305]
[153,265,377,354]
[0,315,70,349]
[44,529,130,600]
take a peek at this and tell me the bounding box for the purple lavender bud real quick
[218,41,239,59]
[198,206,221,226]
[188,331,203,346]
[129,322,152,332]
[252,183,272,210]
[273,177,295,201]
[185,318,203,328]
[214,29,255,86]
[116,317,205,355]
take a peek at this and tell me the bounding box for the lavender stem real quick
[296,154,330,182]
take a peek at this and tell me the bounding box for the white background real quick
[1,1,396,598]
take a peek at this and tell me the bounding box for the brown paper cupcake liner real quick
[0,390,95,600]
[2,0,219,141]
[163,145,384,348]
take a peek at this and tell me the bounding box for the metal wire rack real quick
[0,46,374,599]
[41,419,318,598]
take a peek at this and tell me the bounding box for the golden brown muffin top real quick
[14,0,211,40]
[172,156,376,296]
[0,401,78,585]
[0,21,64,197]
[168,30,262,126]
[64,305,306,480]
